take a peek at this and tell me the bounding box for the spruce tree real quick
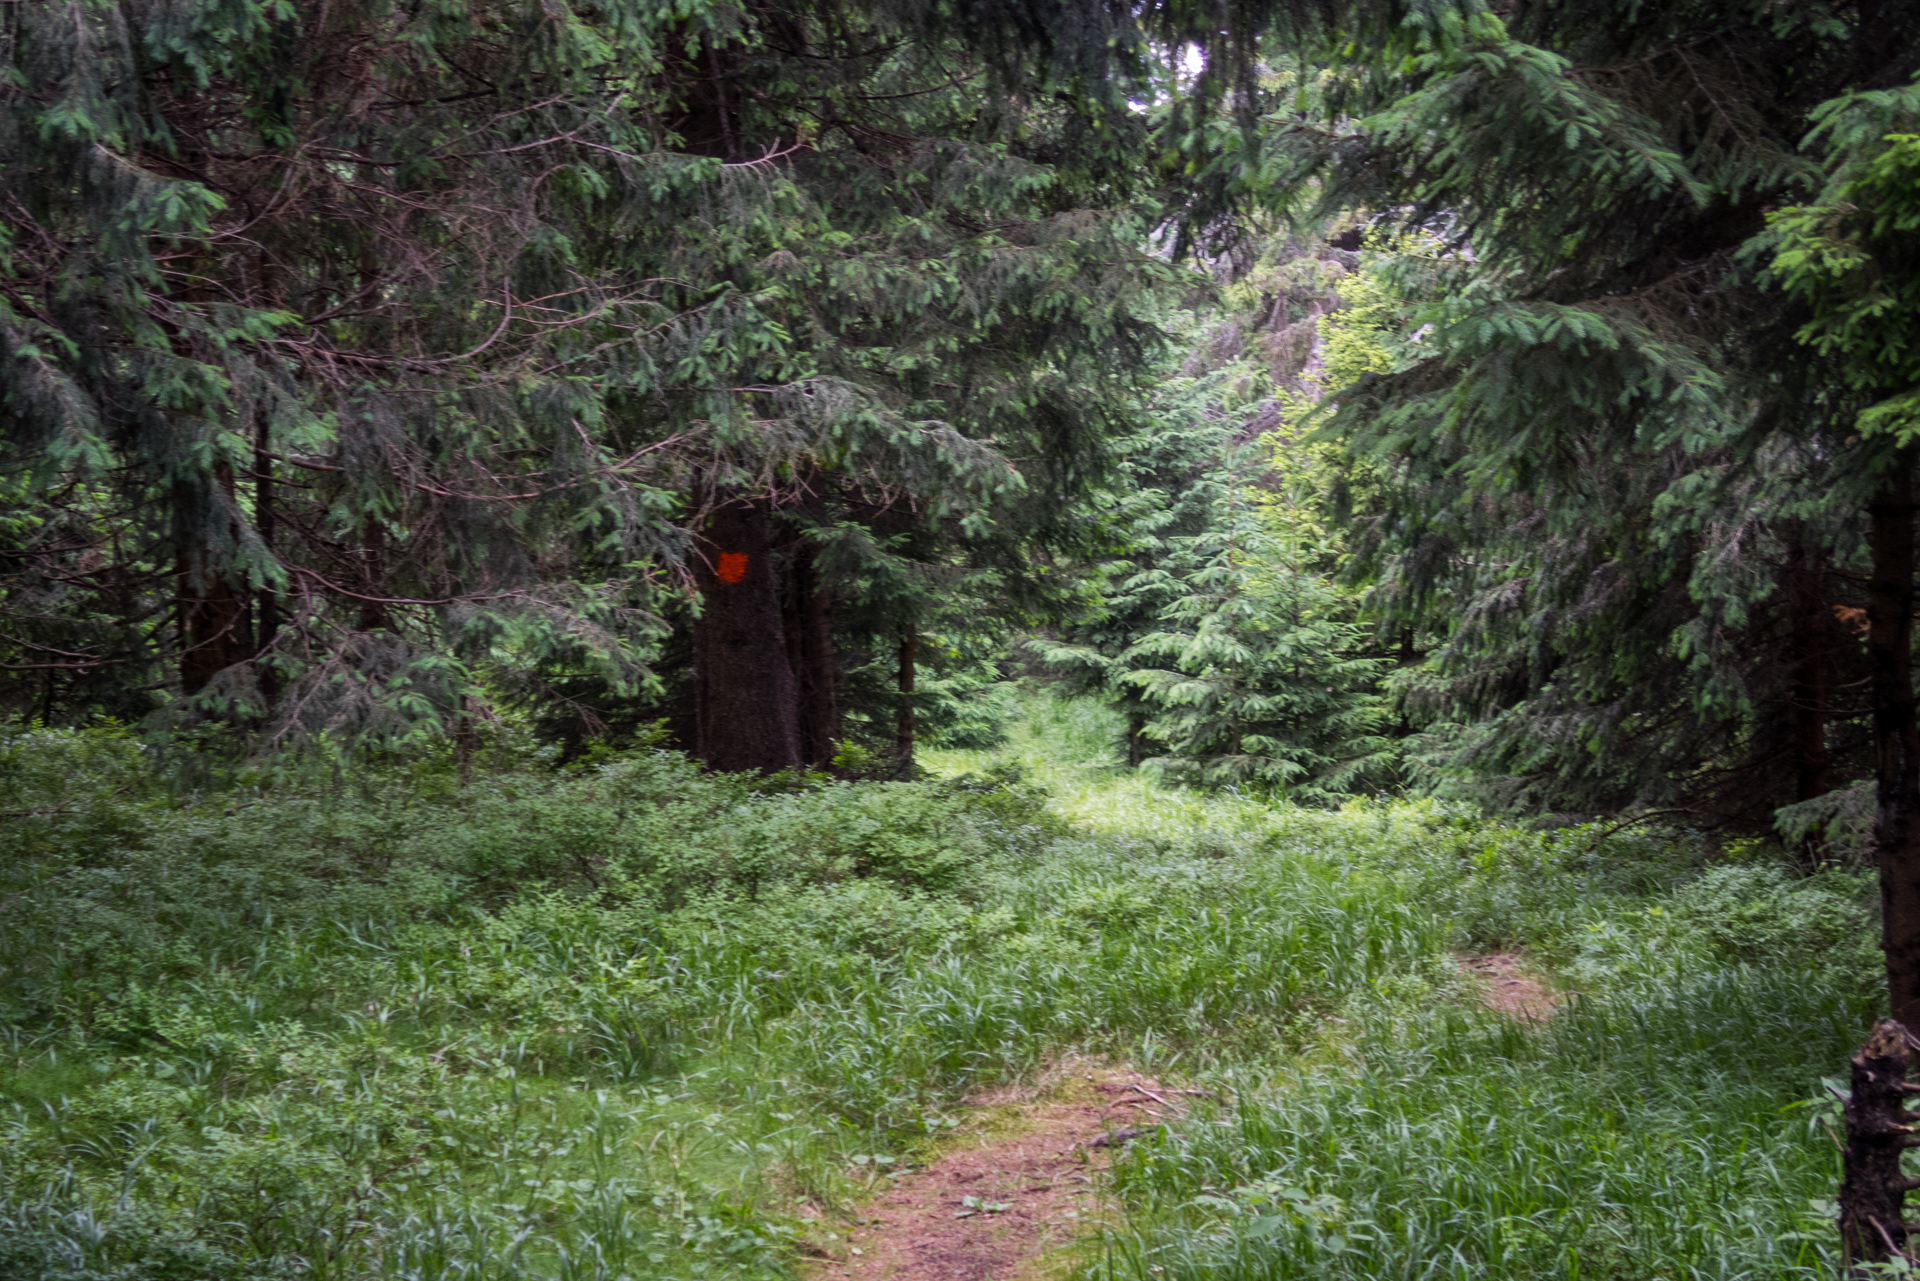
[0,0,1206,766]
[1768,83,1920,1021]
[1248,1,1919,1008]
[1124,439,1393,796]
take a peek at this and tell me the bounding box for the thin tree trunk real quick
[1397,626,1417,737]
[1127,709,1147,768]
[790,540,838,766]
[358,516,390,632]
[1870,465,1920,1028]
[179,465,249,695]
[1786,522,1831,864]
[255,416,281,705]
[895,626,916,771]
[455,695,477,788]
[693,496,802,773]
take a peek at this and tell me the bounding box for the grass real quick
[941,699,1878,1281]
[0,694,1886,1280]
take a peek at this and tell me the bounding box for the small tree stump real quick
[1840,1019,1920,1264]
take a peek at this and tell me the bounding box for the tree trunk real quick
[1787,522,1831,865]
[358,516,390,632]
[1870,466,1920,1028]
[455,695,478,788]
[178,465,250,695]
[1396,625,1417,737]
[1838,1018,1918,1266]
[1127,709,1148,768]
[179,566,247,694]
[895,626,916,771]
[786,539,839,767]
[693,496,802,773]
[255,417,281,705]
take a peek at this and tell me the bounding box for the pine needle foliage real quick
[1034,235,1402,798]
[1264,1,1920,828]
[0,0,1263,753]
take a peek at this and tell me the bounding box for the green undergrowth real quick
[0,698,1882,1280]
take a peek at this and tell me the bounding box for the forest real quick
[5,0,1920,1276]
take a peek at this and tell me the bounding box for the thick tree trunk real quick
[1870,467,1920,1028]
[895,626,916,771]
[1838,1019,1919,1266]
[179,566,247,695]
[693,497,802,773]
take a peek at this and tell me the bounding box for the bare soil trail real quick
[808,1065,1184,1281]
[806,963,1552,1280]
[1459,952,1558,1020]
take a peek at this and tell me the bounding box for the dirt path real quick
[804,959,1548,1281]
[808,1065,1180,1281]
[1460,951,1558,1020]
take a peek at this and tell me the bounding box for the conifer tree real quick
[1768,82,1920,1019]
[0,0,1218,767]
[1124,439,1393,796]
[1036,233,1402,789]
[1253,0,1918,1007]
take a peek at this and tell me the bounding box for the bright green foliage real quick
[1767,86,1920,436]
[1124,446,1393,797]
[1034,236,1404,795]
[1025,399,1229,764]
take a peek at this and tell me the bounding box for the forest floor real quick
[0,694,1883,1281]
[1457,952,1558,1021]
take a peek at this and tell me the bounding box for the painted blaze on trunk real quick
[693,498,802,774]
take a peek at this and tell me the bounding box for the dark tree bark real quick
[1786,522,1832,864]
[358,517,391,632]
[693,497,802,773]
[1838,1019,1920,1265]
[455,695,478,788]
[255,417,281,706]
[1870,466,1920,1028]
[178,465,250,695]
[179,566,248,695]
[1127,709,1148,768]
[784,538,839,767]
[895,626,916,770]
